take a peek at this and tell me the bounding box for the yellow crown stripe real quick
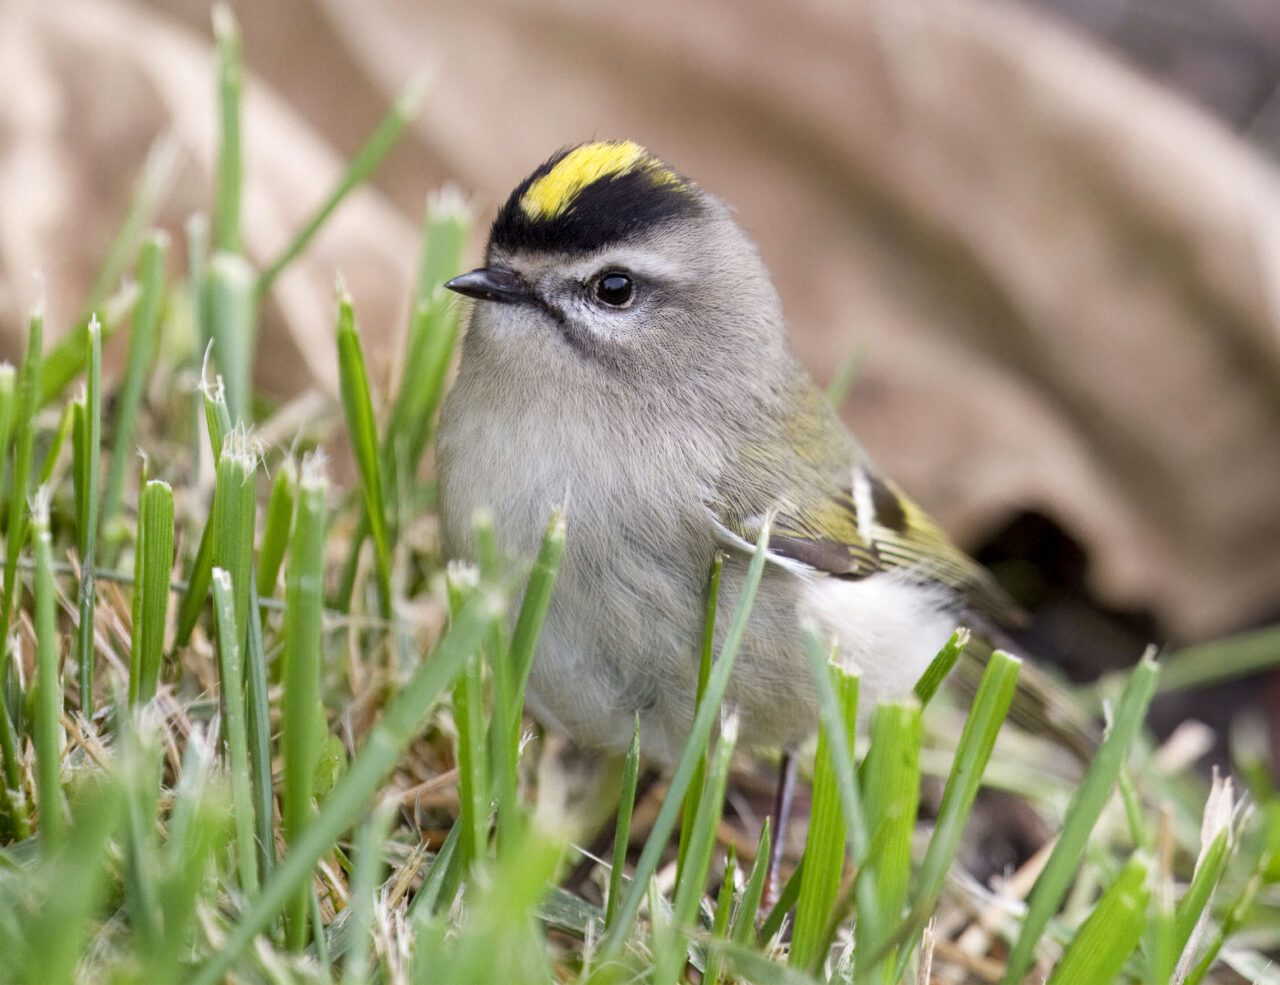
[519,141,680,220]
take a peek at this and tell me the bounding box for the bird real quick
[437,140,1091,774]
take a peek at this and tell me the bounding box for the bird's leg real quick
[764,750,796,910]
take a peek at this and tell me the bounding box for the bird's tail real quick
[954,611,1101,763]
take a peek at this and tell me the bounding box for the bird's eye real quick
[593,271,634,308]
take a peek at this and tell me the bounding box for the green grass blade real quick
[889,649,1019,979]
[202,370,234,459]
[409,821,462,923]
[730,819,771,946]
[913,627,968,707]
[507,508,566,724]
[186,213,211,486]
[336,292,394,619]
[481,531,516,860]
[332,515,370,614]
[448,566,488,870]
[751,852,800,940]
[1118,768,1151,851]
[701,938,821,985]
[799,628,883,964]
[376,297,461,585]
[204,253,256,423]
[423,824,564,985]
[36,401,74,490]
[129,480,175,705]
[0,361,19,820]
[14,776,124,985]
[415,186,472,301]
[401,294,464,479]
[245,570,276,877]
[857,699,922,977]
[597,521,771,965]
[332,517,369,615]
[257,78,426,294]
[824,346,864,409]
[175,514,215,647]
[212,4,242,255]
[211,566,260,899]
[41,284,138,406]
[283,455,328,950]
[1174,829,1229,958]
[471,511,500,577]
[1,307,44,658]
[503,507,566,813]
[310,886,332,973]
[1148,816,1178,985]
[791,664,858,972]
[30,489,64,854]
[120,720,163,952]
[101,231,169,557]
[1000,651,1159,985]
[342,800,397,985]
[1045,855,1151,985]
[186,211,211,350]
[210,431,260,891]
[151,734,230,981]
[212,429,257,652]
[1156,625,1280,694]
[174,378,234,646]
[257,457,297,596]
[605,714,643,931]
[0,653,26,833]
[445,561,485,878]
[646,876,675,985]
[336,192,471,612]
[80,137,176,322]
[190,581,502,985]
[703,849,737,985]
[915,649,1020,892]
[1173,776,1236,979]
[662,714,739,985]
[678,552,723,888]
[1182,863,1265,985]
[0,364,16,489]
[75,317,102,720]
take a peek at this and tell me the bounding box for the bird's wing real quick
[704,398,1099,759]
[706,447,1024,629]
[706,459,1103,759]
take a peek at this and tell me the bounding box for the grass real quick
[281,453,327,948]
[127,479,174,706]
[0,10,1277,985]
[100,231,168,560]
[74,318,101,721]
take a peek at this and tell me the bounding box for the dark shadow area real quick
[978,510,1280,772]
[976,511,1158,682]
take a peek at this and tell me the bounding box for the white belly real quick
[797,570,959,706]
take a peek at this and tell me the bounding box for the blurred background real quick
[2,0,1280,757]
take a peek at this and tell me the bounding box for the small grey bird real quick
[438,141,1087,765]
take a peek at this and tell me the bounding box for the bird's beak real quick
[444,266,531,304]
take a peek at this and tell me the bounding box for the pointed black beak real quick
[445,266,531,304]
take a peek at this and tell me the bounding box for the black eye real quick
[593,271,634,308]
